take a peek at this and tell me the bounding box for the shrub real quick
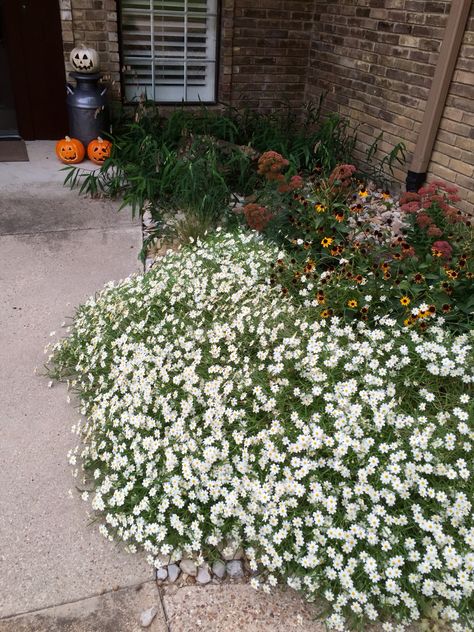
[48,231,473,632]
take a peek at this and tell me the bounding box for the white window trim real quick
[121,1,219,104]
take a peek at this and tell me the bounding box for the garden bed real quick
[53,107,473,631]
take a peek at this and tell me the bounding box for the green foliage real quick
[361,131,407,187]
[62,99,358,237]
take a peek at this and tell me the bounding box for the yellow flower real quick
[359,189,369,198]
[347,299,358,309]
[381,190,391,200]
[321,236,334,248]
[315,203,326,213]
[400,296,411,306]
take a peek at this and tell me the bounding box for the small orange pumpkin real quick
[87,136,112,165]
[55,136,85,164]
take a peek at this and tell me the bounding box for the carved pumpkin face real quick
[70,46,99,73]
[87,137,112,165]
[55,136,85,164]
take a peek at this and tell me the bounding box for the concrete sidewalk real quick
[0,143,155,618]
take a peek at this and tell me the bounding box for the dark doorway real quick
[1,0,68,140]
[0,0,18,137]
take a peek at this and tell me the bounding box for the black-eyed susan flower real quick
[445,269,459,280]
[321,236,333,248]
[381,190,391,200]
[413,273,424,284]
[359,188,369,198]
[400,296,411,306]
[320,308,331,318]
[315,203,326,213]
[347,299,358,309]
[334,210,344,222]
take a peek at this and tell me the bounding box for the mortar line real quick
[0,578,156,621]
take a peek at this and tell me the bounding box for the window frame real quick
[117,0,221,106]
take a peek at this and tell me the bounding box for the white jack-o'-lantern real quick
[70,45,100,73]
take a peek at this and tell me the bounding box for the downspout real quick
[406,0,471,192]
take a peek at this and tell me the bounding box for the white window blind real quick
[121,0,218,103]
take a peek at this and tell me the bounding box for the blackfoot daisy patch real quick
[48,231,474,631]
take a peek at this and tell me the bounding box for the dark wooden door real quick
[1,0,68,139]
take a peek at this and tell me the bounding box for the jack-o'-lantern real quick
[55,136,85,164]
[87,137,112,165]
[70,45,100,74]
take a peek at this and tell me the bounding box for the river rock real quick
[226,560,244,579]
[139,606,159,628]
[212,560,226,579]
[167,564,181,582]
[180,558,197,576]
[196,565,211,585]
[156,567,168,581]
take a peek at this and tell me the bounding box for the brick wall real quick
[59,0,121,97]
[218,0,315,109]
[305,0,474,214]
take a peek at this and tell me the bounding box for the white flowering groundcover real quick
[49,231,473,631]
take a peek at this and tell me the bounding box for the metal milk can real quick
[66,72,108,146]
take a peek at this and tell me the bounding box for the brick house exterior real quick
[59,0,473,212]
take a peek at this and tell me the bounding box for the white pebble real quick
[212,560,226,579]
[139,606,158,628]
[156,567,167,581]
[179,558,197,576]
[196,565,211,585]
[167,564,180,582]
[226,560,244,579]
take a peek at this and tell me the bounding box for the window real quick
[120,0,218,103]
